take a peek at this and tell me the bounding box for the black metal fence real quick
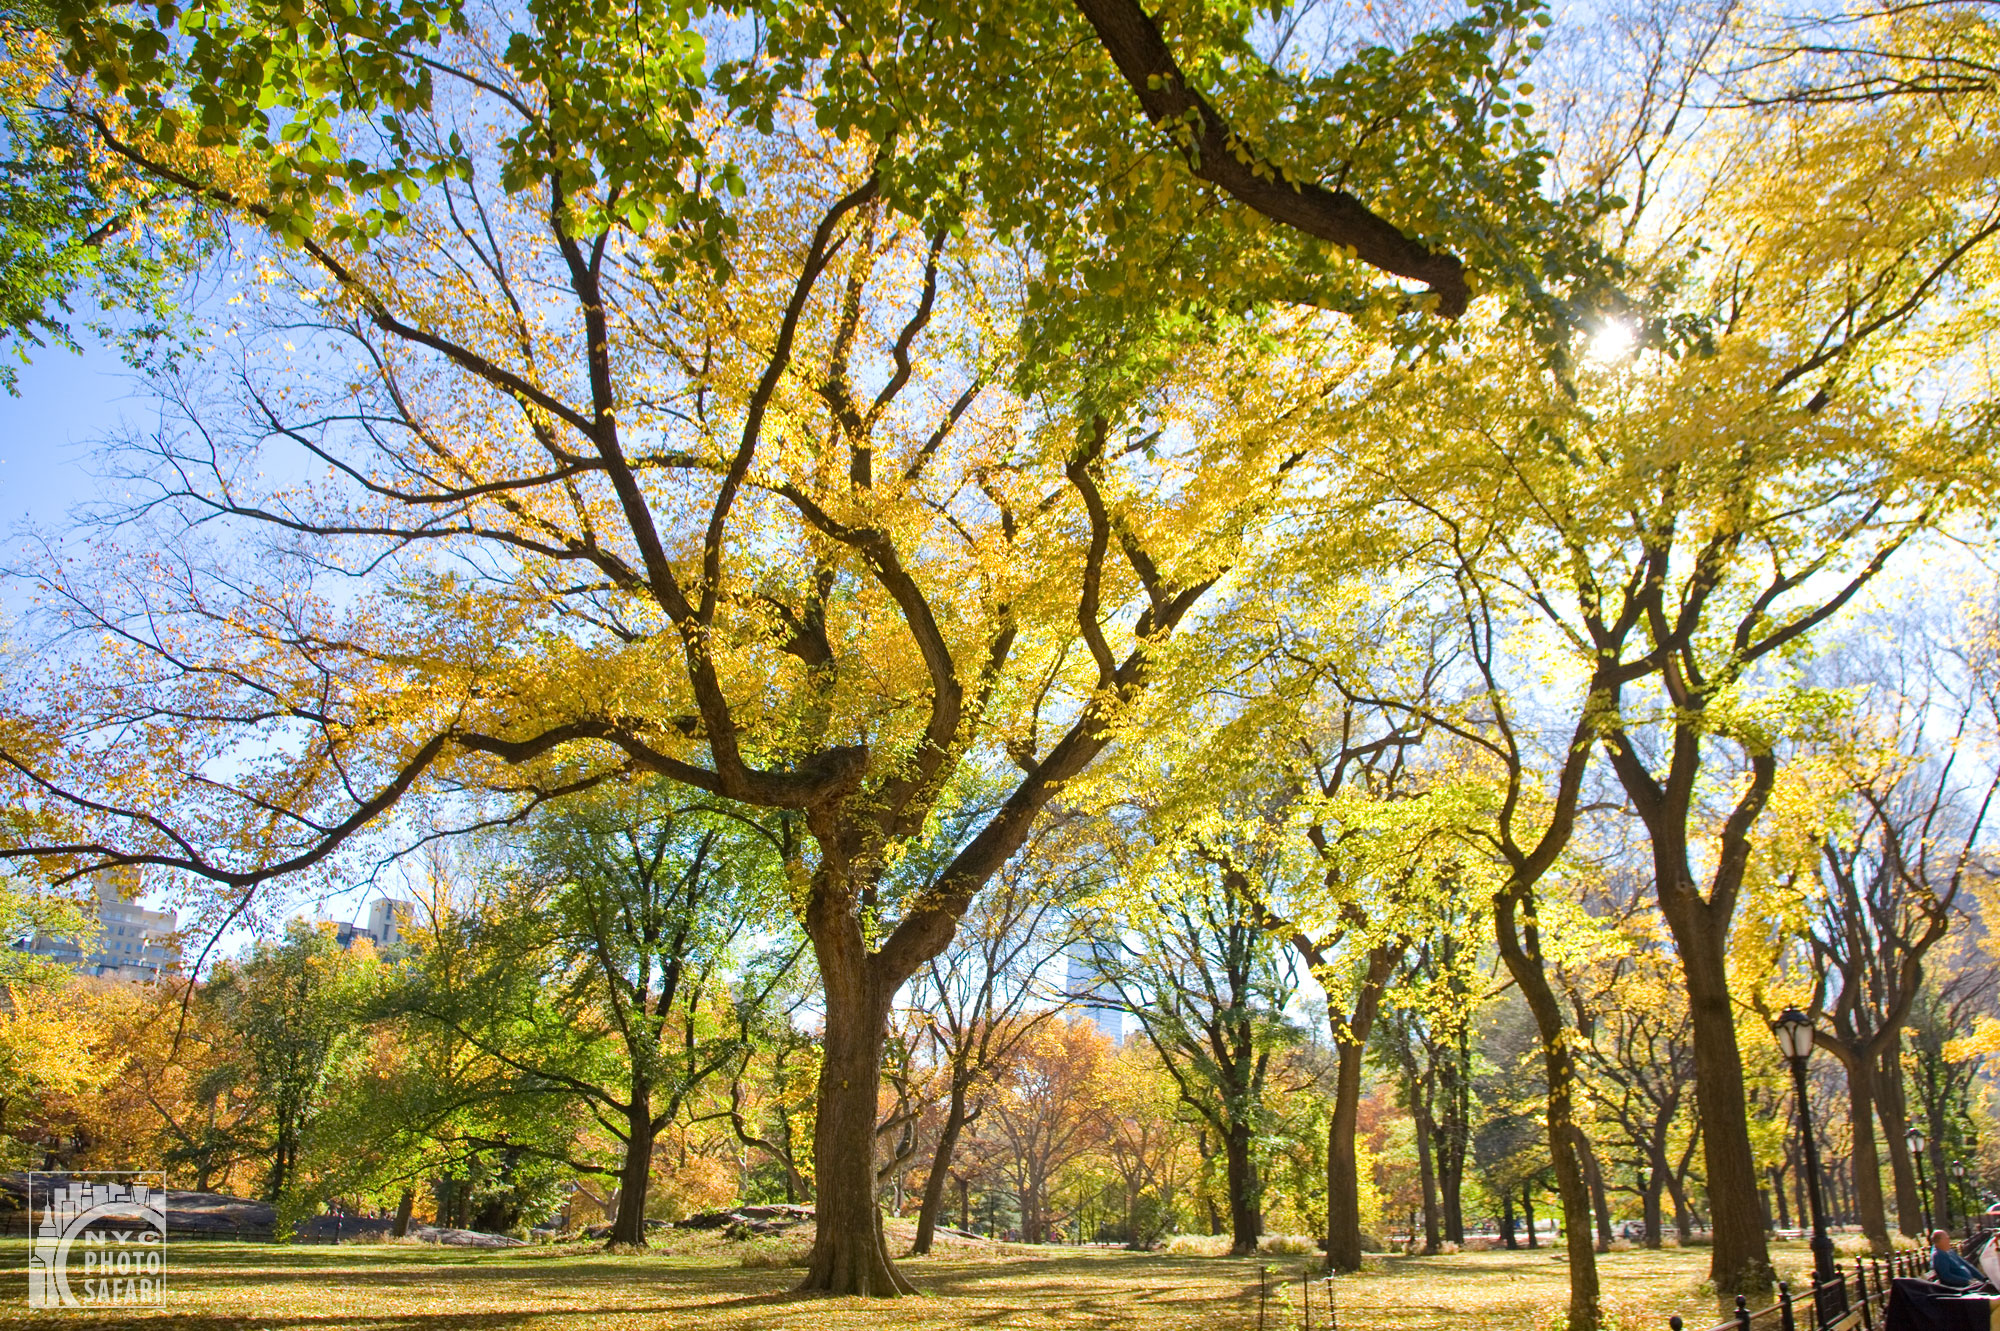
[1669,1249,1932,1331]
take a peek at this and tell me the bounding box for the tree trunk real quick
[392,1188,415,1238]
[1327,1035,1366,1271]
[1501,1188,1518,1249]
[1223,1122,1263,1257]
[1523,1186,1538,1248]
[1667,1172,1694,1243]
[1494,883,1600,1331]
[1661,895,1774,1295]
[1582,1139,1613,1251]
[911,1080,971,1255]
[1768,1167,1790,1231]
[608,1098,658,1247]
[1841,1055,1894,1254]
[1321,946,1393,1272]
[1643,1166,1664,1248]
[799,953,912,1296]
[1876,1041,1922,1237]
[1441,1025,1470,1245]
[1413,1083,1441,1255]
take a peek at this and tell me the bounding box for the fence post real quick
[1327,1274,1337,1331]
[1259,1265,1268,1331]
[1779,1280,1796,1331]
[1736,1294,1752,1331]
[1303,1269,1312,1331]
[1856,1257,1873,1331]
[1670,1316,1685,1331]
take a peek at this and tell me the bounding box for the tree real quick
[1574,921,1701,1249]
[1374,920,1484,1254]
[1098,1040,1196,1246]
[49,975,264,1192]
[9,0,1579,1291]
[1906,964,1996,1227]
[208,920,376,1206]
[0,49,1455,1295]
[398,793,795,1246]
[986,1018,1114,1245]
[1804,726,1998,1249]
[1097,570,1488,1271]
[0,0,193,389]
[1085,826,1303,1256]
[906,825,1075,1254]
[1373,30,2000,1290]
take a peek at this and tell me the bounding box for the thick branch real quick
[1073,0,1469,315]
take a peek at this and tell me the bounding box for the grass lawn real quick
[0,1233,1831,1330]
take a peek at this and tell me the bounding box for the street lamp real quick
[1953,1162,1968,1232]
[1776,1008,1843,1309]
[1909,1125,1932,1234]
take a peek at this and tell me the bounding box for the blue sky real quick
[0,333,146,553]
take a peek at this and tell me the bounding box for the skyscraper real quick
[1065,944,1123,1045]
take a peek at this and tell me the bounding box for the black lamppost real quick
[1909,1125,1932,1233]
[1777,1007,1842,1305]
[1952,1162,1967,1232]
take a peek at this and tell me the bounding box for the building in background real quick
[17,868,179,981]
[329,898,416,952]
[1065,945,1123,1045]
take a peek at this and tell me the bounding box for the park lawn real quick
[0,1236,1822,1331]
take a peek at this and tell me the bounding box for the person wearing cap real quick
[1932,1230,1988,1290]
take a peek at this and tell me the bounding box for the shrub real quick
[1258,1234,1319,1256]
[1166,1234,1235,1257]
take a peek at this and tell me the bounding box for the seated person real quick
[1932,1230,1989,1290]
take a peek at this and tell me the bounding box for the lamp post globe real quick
[1775,1008,1841,1308]
[1776,1007,1815,1061]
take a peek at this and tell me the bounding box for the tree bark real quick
[1322,946,1393,1271]
[1839,1054,1894,1254]
[1413,1080,1441,1255]
[608,1097,658,1247]
[911,1081,972,1255]
[1877,1041,1922,1237]
[1656,885,1775,1294]
[1069,0,1471,314]
[1643,1168,1664,1248]
[1494,882,1600,1331]
[799,944,913,1296]
[1582,1139,1613,1251]
[1501,1188,1518,1249]
[1224,1122,1263,1257]
[392,1188,415,1238]
[1440,1027,1470,1245]
[1667,1168,1693,1243]
[1768,1167,1790,1231]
